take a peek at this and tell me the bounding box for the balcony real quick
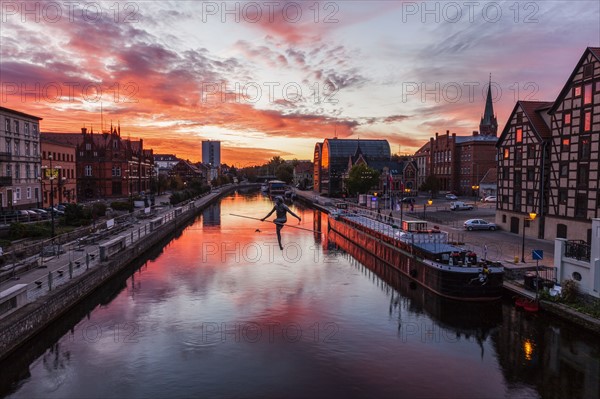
[564,240,591,262]
[0,152,12,162]
[0,176,13,186]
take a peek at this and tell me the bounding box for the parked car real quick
[445,194,458,200]
[450,201,473,211]
[32,208,49,218]
[464,219,497,231]
[400,197,416,203]
[483,196,497,203]
[25,210,41,220]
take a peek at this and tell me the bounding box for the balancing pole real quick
[229,214,322,234]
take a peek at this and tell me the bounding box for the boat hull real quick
[328,216,503,301]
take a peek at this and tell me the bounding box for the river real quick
[1,190,599,398]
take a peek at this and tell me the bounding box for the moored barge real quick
[328,212,503,301]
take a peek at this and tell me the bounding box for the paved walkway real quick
[0,190,224,316]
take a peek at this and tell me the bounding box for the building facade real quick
[293,161,313,189]
[495,101,553,238]
[154,154,180,176]
[496,47,600,243]
[202,140,220,166]
[43,126,154,200]
[313,138,391,196]
[40,136,77,207]
[0,107,42,210]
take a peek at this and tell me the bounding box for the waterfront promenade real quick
[0,185,256,360]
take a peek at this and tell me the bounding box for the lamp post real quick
[41,154,61,238]
[521,212,537,263]
[471,184,479,201]
[423,198,432,218]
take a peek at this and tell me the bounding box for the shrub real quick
[560,279,579,303]
[111,201,133,211]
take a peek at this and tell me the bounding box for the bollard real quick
[48,271,53,291]
[86,253,90,269]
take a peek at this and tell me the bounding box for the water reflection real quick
[0,192,599,399]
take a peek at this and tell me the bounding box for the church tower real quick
[479,75,498,136]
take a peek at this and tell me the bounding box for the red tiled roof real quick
[518,101,553,139]
[589,47,600,60]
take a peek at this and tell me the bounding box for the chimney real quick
[81,127,87,134]
[473,130,479,136]
[446,130,449,136]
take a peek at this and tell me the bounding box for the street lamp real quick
[423,198,432,218]
[41,154,61,238]
[471,185,479,201]
[521,212,537,263]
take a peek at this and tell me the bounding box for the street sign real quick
[532,249,543,260]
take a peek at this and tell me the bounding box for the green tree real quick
[345,164,380,196]
[276,164,294,183]
[420,175,441,195]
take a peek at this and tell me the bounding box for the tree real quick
[345,164,380,196]
[276,163,294,183]
[420,175,441,195]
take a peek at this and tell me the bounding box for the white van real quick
[450,201,473,211]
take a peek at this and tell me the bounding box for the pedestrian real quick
[388,211,394,224]
[261,196,301,250]
[377,209,382,221]
[410,202,414,212]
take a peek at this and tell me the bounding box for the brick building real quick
[40,136,77,207]
[43,126,154,201]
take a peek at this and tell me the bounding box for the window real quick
[5,138,10,154]
[6,164,11,177]
[527,144,536,158]
[584,84,593,104]
[33,143,38,156]
[526,191,534,206]
[25,142,30,156]
[85,165,92,176]
[14,121,19,134]
[515,148,522,161]
[15,188,20,200]
[516,112,523,124]
[514,191,522,212]
[111,166,122,177]
[26,187,31,199]
[584,111,591,131]
[558,189,568,204]
[580,136,591,160]
[25,164,30,178]
[85,143,91,150]
[5,118,10,133]
[13,141,19,155]
[559,162,569,177]
[562,138,570,151]
[503,148,509,159]
[527,167,535,181]
[573,86,582,96]
[15,165,20,179]
[32,124,38,136]
[502,214,507,223]
[24,123,29,136]
[578,164,589,187]
[502,195,509,204]
[515,171,522,187]
[583,64,593,78]
[516,128,523,143]
[564,112,571,125]
[502,167,509,180]
[575,193,587,218]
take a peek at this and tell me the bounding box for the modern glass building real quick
[313,138,391,196]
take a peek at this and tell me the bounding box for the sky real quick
[1,1,599,165]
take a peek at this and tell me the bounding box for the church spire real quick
[479,74,498,136]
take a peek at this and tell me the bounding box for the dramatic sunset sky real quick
[1,1,599,164]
